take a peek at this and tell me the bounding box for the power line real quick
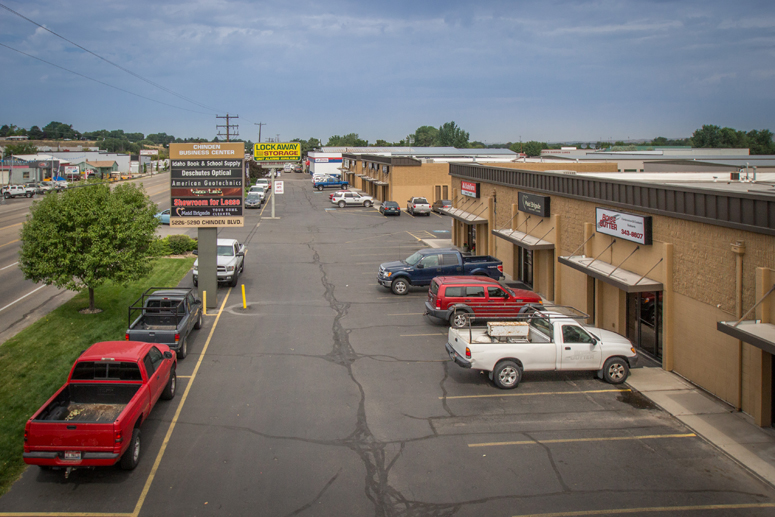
[0,2,222,113]
[0,42,212,115]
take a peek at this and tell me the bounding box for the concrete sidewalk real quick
[627,367,775,487]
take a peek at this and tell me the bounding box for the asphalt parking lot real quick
[2,176,775,516]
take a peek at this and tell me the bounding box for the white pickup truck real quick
[2,184,36,199]
[445,308,638,389]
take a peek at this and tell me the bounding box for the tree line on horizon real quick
[2,121,774,158]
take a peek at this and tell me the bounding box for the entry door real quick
[518,247,534,288]
[627,292,662,360]
[435,185,441,202]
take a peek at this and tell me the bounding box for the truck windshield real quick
[217,246,234,256]
[405,252,422,265]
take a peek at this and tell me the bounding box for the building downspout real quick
[732,240,746,411]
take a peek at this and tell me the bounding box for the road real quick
[1,174,774,517]
[0,174,175,344]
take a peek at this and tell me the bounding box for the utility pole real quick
[254,122,266,143]
[216,114,239,142]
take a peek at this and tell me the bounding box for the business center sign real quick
[595,207,652,245]
[254,142,301,161]
[169,143,244,227]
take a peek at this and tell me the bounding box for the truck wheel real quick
[391,278,409,295]
[493,360,522,389]
[338,201,346,208]
[177,338,188,359]
[602,357,629,384]
[449,311,470,328]
[120,429,141,470]
[194,312,203,330]
[317,185,323,191]
[364,200,372,208]
[231,272,239,287]
[161,368,177,400]
[3,192,9,199]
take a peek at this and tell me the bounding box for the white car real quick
[192,238,246,287]
[1,184,36,199]
[254,179,270,190]
[331,191,374,208]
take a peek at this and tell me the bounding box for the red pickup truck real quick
[23,341,177,476]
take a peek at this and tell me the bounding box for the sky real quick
[1,0,774,144]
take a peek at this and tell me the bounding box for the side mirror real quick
[237,251,244,257]
[591,338,598,345]
[163,351,173,359]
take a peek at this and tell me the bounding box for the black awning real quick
[493,229,554,251]
[558,255,663,293]
[717,321,775,355]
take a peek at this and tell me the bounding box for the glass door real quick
[518,247,533,289]
[627,292,663,361]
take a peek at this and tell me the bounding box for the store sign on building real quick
[595,207,652,245]
[253,142,301,161]
[382,165,389,174]
[461,180,480,198]
[169,143,244,228]
[518,192,550,217]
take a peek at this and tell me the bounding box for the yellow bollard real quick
[203,291,207,316]
[241,284,247,309]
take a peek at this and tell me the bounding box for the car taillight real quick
[24,429,28,442]
[497,265,503,272]
[174,333,180,343]
[115,431,122,443]
[465,347,471,359]
[125,333,129,341]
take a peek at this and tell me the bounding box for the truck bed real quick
[35,384,140,423]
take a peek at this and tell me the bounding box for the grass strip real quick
[0,257,195,496]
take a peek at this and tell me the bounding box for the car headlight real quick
[227,266,235,271]
[384,272,392,277]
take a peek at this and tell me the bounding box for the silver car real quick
[407,197,431,216]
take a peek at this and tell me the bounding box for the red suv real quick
[425,276,542,327]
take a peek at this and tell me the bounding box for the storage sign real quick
[254,142,301,161]
[595,207,652,245]
[461,180,480,198]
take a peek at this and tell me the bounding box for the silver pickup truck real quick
[407,197,431,216]
[125,288,203,359]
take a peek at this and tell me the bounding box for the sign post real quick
[169,143,244,308]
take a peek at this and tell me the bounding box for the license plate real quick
[64,451,81,461]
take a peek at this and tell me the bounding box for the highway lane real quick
[0,174,173,344]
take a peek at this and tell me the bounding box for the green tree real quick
[523,141,545,157]
[411,126,438,146]
[28,126,45,140]
[469,141,485,148]
[42,121,79,140]
[2,142,38,157]
[436,121,469,148]
[326,133,368,147]
[747,129,775,155]
[692,125,722,148]
[19,183,160,311]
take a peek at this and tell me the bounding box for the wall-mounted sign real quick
[344,159,350,167]
[169,143,244,228]
[382,165,389,174]
[139,149,158,156]
[254,142,301,161]
[461,180,480,198]
[518,192,550,217]
[595,207,652,245]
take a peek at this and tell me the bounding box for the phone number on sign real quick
[621,230,643,240]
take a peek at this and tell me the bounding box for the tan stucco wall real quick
[390,163,450,205]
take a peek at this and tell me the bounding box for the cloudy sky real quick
[1,0,774,144]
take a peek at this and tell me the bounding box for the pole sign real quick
[518,192,550,217]
[595,207,652,245]
[274,181,284,194]
[461,180,480,198]
[254,142,301,161]
[169,143,244,227]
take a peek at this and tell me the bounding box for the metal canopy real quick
[717,321,775,356]
[375,181,389,186]
[492,229,555,251]
[440,207,488,224]
[558,255,663,293]
[362,176,376,182]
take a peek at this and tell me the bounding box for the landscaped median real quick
[0,257,195,496]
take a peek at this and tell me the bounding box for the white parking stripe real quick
[0,261,19,270]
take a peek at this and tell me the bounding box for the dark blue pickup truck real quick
[377,248,503,295]
[314,177,349,191]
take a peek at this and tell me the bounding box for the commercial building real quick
[442,163,775,427]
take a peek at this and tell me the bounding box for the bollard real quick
[203,291,207,316]
[241,284,246,309]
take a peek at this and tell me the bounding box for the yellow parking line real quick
[0,222,23,231]
[406,231,423,241]
[512,502,775,517]
[132,289,232,516]
[0,239,20,249]
[469,433,696,448]
[442,388,631,400]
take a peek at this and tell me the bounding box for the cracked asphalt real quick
[2,175,775,516]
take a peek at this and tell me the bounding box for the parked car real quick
[425,276,543,327]
[2,184,36,199]
[314,177,349,191]
[23,341,177,475]
[245,191,264,208]
[445,307,638,389]
[432,199,452,214]
[155,209,170,225]
[192,238,245,287]
[329,189,350,200]
[254,179,270,190]
[378,248,504,295]
[125,288,203,359]
[407,197,431,216]
[331,191,374,208]
[379,201,401,216]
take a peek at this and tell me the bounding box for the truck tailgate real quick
[26,421,116,450]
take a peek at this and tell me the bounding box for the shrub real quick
[166,234,195,255]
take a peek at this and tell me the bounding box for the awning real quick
[492,229,554,251]
[717,321,775,355]
[375,181,389,186]
[558,255,663,293]
[440,207,488,225]
[362,176,376,182]
[356,174,365,178]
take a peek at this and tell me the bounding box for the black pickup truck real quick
[124,287,203,359]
